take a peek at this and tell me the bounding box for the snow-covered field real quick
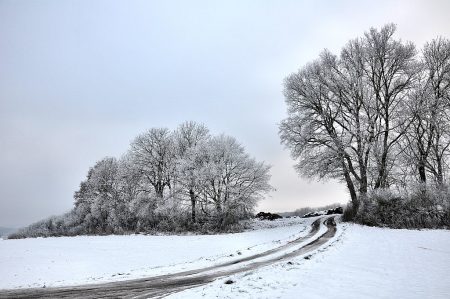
[169,222,450,299]
[0,217,310,289]
[1,217,449,299]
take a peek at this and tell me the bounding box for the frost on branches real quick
[279,24,450,228]
[11,122,272,238]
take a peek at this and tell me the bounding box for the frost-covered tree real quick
[129,128,176,200]
[280,55,360,206]
[400,37,450,187]
[73,157,122,233]
[361,24,418,189]
[422,37,450,185]
[401,83,435,185]
[280,24,419,209]
[173,121,210,223]
[202,135,272,226]
[12,122,273,237]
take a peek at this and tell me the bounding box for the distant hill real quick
[0,227,16,238]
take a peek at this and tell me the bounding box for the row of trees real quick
[12,122,272,238]
[280,24,450,227]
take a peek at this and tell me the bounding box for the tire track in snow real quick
[0,216,336,299]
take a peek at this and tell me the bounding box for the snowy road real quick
[0,216,336,299]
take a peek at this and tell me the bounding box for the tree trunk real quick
[418,161,427,184]
[215,200,222,214]
[214,198,223,228]
[436,158,444,185]
[374,150,388,189]
[342,161,359,210]
[155,181,164,200]
[375,106,390,189]
[359,163,368,195]
[189,189,196,223]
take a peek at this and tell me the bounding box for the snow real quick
[0,217,310,289]
[2,217,449,299]
[169,220,450,299]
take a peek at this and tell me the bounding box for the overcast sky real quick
[1,0,450,227]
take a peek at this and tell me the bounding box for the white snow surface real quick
[0,217,310,289]
[2,217,449,299]
[169,221,450,299]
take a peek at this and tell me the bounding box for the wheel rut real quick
[0,216,337,299]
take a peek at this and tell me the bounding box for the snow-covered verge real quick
[0,217,310,289]
[169,221,450,299]
[243,216,306,230]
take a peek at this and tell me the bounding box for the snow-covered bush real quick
[8,211,82,239]
[354,186,449,229]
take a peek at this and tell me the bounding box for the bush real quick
[354,186,450,229]
[255,212,282,220]
[342,203,357,222]
[282,203,342,217]
[303,206,343,218]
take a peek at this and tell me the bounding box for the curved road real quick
[0,216,337,299]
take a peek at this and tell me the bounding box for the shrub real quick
[342,203,357,222]
[354,185,449,229]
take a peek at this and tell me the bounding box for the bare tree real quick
[361,24,419,188]
[203,135,272,224]
[423,37,450,185]
[280,24,419,209]
[280,55,360,208]
[174,121,210,223]
[399,38,450,187]
[73,157,121,233]
[129,128,175,201]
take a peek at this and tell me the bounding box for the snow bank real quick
[0,217,310,289]
[169,222,450,299]
[243,216,306,230]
